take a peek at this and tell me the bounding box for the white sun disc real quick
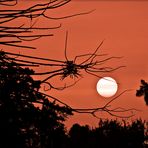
[96,77,118,97]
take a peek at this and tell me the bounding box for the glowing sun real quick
[96,77,118,97]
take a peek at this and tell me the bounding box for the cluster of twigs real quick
[0,0,94,49]
[39,90,138,119]
[2,31,125,89]
[0,0,69,49]
[0,0,138,118]
[74,90,138,119]
[1,33,137,118]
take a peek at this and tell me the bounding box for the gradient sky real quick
[4,0,148,128]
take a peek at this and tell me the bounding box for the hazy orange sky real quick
[4,0,148,128]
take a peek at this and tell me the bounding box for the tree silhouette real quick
[0,52,72,147]
[68,119,147,148]
[0,1,147,147]
[136,80,148,105]
[1,48,138,118]
[69,123,91,148]
[0,0,138,122]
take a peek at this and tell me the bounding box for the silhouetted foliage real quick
[69,124,91,148]
[0,52,147,147]
[136,80,148,105]
[1,49,137,118]
[1,1,147,147]
[68,119,147,148]
[0,52,72,148]
[0,0,138,119]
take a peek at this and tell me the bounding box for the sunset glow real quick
[2,0,148,127]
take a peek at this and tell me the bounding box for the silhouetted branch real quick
[39,89,138,119]
[0,0,94,49]
[39,91,71,108]
[0,0,17,6]
[0,40,137,119]
[42,78,81,91]
[4,51,65,63]
[1,46,136,118]
[0,0,136,119]
[3,36,125,87]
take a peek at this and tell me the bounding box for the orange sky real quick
[3,0,148,128]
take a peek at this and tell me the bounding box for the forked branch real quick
[0,0,94,49]
[0,39,137,118]
[39,90,138,119]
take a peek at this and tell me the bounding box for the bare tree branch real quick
[0,0,17,6]
[39,89,138,119]
[0,1,137,119]
[1,38,136,118]
[0,0,94,49]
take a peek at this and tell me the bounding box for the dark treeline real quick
[67,119,148,148]
[0,51,148,148]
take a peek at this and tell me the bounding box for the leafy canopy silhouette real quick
[136,80,148,105]
[68,119,147,148]
[0,0,137,118]
[0,52,72,148]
